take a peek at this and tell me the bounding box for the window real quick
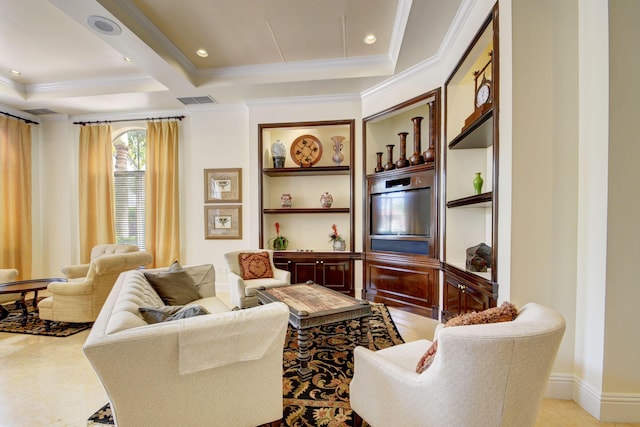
[113,129,146,250]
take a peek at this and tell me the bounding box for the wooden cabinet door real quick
[320,259,352,294]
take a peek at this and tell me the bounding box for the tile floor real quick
[0,292,637,426]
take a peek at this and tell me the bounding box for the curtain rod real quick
[73,115,185,126]
[1,111,39,125]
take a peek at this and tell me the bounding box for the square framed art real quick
[204,168,242,203]
[204,205,242,239]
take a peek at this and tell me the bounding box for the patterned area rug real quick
[88,303,403,427]
[0,299,92,337]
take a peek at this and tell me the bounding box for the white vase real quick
[331,136,345,165]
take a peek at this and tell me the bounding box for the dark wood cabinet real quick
[362,89,442,319]
[274,252,355,296]
[442,267,494,322]
[364,252,439,318]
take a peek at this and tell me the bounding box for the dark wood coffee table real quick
[0,278,66,326]
[256,282,371,380]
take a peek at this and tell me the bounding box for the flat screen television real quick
[370,188,430,237]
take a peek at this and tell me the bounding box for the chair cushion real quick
[416,302,518,373]
[238,252,273,280]
[144,261,201,305]
[139,305,210,324]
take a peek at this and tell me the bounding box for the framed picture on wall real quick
[204,205,242,239]
[204,168,242,203]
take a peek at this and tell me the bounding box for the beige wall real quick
[602,0,640,419]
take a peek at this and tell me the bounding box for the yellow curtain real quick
[0,116,32,278]
[146,120,180,267]
[78,125,115,262]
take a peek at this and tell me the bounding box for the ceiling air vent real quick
[22,108,58,115]
[177,96,216,105]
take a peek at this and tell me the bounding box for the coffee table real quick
[256,282,371,380]
[0,278,66,326]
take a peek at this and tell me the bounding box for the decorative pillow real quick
[415,302,518,374]
[238,252,274,280]
[144,261,202,305]
[139,305,210,324]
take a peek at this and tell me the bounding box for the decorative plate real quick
[290,135,322,167]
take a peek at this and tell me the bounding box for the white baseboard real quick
[547,373,640,422]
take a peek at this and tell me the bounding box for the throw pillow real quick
[238,252,274,280]
[144,261,202,305]
[139,305,210,324]
[415,302,518,374]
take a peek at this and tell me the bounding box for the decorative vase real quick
[473,172,484,195]
[410,116,425,165]
[384,144,396,171]
[423,106,436,163]
[396,132,409,168]
[280,193,292,208]
[332,240,346,251]
[375,152,384,173]
[330,136,345,166]
[320,192,333,208]
[271,140,287,168]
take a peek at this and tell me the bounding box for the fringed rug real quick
[0,299,92,337]
[88,303,403,427]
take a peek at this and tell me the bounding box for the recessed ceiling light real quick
[363,34,377,45]
[123,57,132,63]
[10,69,21,76]
[87,15,122,36]
[196,49,208,58]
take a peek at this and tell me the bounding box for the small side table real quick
[0,278,67,326]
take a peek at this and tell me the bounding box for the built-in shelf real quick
[448,108,493,149]
[446,192,493,208]
[263,208,350,214]
[263,166,350,177]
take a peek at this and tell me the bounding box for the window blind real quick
[114,170,145,250]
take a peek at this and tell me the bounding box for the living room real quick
[1,0,639,425]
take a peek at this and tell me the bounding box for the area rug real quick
[88,303,403,427]
[0,300,92,337]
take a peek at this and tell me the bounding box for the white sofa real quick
[83,264,290,427]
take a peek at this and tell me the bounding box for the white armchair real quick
[351,303,566,427]
[60,243,140,279]
[39,251,152,325]
[224,250,290,308]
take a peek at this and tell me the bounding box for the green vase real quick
[473,172,484,195]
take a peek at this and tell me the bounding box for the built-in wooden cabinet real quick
[259,120,356,294]
[273,252,355,295]
[443,5,499,320]
[362,90,441,317]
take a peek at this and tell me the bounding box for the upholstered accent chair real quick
[39,251,152,325]
[60,243,140,279]
[224,250,290,308]
[0,268,20,306]
[351,303,566,427]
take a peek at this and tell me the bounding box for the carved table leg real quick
[359,315,371,349]
[18,292,28,326]
[297,327,312,380]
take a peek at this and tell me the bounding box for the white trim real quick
[244,93,360,107]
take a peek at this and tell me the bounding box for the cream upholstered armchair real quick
[39,251,152,326]
[351,303,566,427]
[224,250,290,308]
[60,243,140,279]
[0,268,19,307]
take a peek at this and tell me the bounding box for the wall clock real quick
[290,135,323,167]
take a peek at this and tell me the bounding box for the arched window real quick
[113,128,146,250]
